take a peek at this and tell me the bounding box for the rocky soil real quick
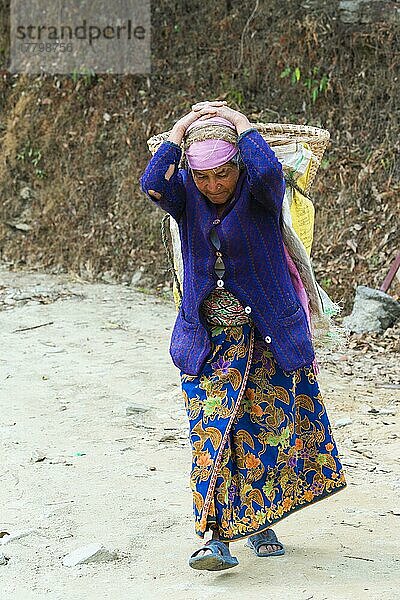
[0,268,399,600]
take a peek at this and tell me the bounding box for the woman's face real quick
[192,162,240,205]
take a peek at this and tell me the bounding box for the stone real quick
[343,286,400,334]
[0,528,36,545]
[339,0,400,24]
[0,553,9,565]
[30,449,46,463]
[62,543,118,567]
[125,403,150,415]
[2,298,16,306]
[9,222,31,231]
[20,186,32,200]
[359,404,374,414]
[379,407,397,416]
[130,267,144,286]
[158,433,177,442]
[101,271,116,284]
[335,417,353,428]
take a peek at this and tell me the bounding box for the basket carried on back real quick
[146,119,342,348]
[147,121,330,192]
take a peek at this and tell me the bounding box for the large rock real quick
[344,285,400,333]
[62,543,118,567]
[302,0,400,24]
[339,0,400,24]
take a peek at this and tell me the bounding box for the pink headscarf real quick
[185,117,238,170]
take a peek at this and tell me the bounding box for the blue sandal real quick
[189,539,239,571]
[245,529,285,557]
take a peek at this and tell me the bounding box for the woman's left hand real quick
[191,101,251,134]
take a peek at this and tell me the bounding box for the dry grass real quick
[0,1,398,307]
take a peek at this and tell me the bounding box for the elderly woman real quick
[140,100,346,571]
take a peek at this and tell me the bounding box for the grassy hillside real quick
[0,1,399,307]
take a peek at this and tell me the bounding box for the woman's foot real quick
[189,540,238,571]
[246,529,285,557]
[196,538,229,557]
[257,540,281,554]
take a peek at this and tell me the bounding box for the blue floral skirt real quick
[180,322,347,542]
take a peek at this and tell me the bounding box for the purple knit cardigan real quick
[140,129,315,375]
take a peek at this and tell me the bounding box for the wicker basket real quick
[147,122,330,192]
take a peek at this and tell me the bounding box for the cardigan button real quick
[264,335,272,344]
[244,306,252,314]
[213,219,221,225]
[217,279,224,288]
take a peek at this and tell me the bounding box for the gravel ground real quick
[0,268,399,600]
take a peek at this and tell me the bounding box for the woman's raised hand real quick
[168,112,196,145]
[191,101,251,134]
[191,100,227,112]
[171,111,201,137]
[167,100,251,145]
[167,106,215,145]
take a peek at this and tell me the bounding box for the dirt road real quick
[1,269,399,600]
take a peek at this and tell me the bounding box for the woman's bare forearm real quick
[168,125,186,145]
